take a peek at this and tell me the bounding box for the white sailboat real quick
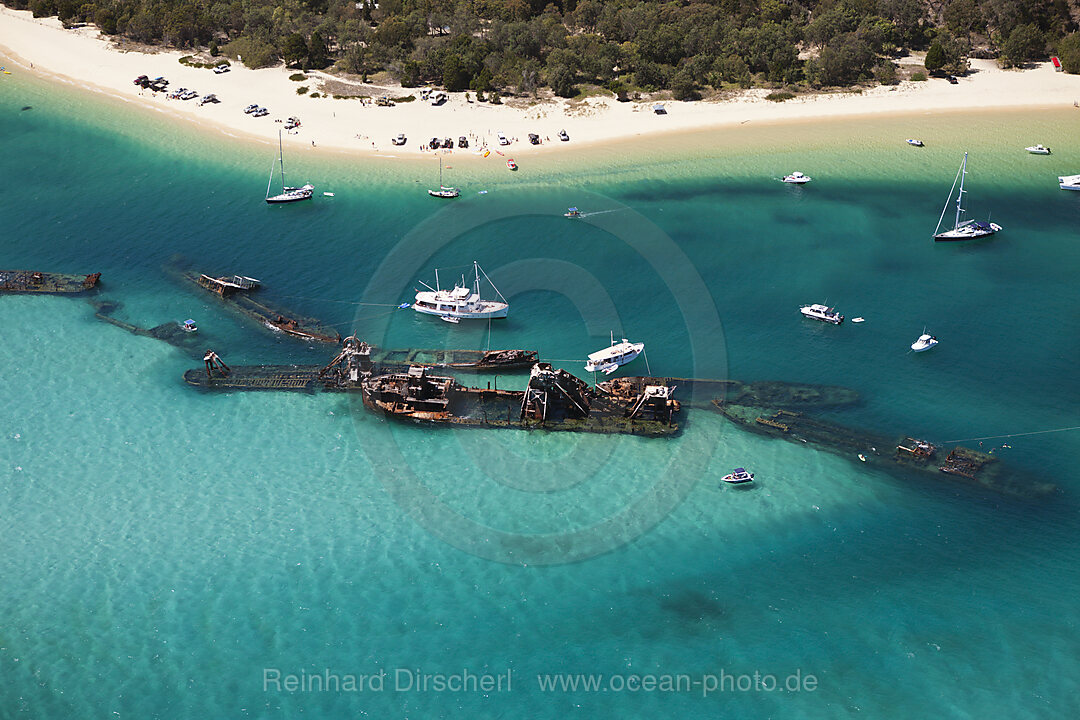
[428,155,460,198]
[265,130,314,204]
[933,152,1001,241]
[413,261,507,320]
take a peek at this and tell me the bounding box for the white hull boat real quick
[933,152,1001,241]
[906,139,924,147]
[584,334,644,375]
[1058,174,1080,191]
[1025,145,1051,155]
[800,303,843,324]
[428,156,459,198]
[266,130,313,204]
[413,261,508,321]
[722,468,754,484]
[911,333,938,352]
[782,171,811,184]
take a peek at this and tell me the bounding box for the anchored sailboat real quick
[266,130,314,204]
[428,155,460,198]
[933,152,1001,241]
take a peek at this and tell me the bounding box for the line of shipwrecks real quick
[6,264,1055,498]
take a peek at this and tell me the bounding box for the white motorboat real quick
[266,130,314,204]
[440,315,460,324]
[851,317,865,323]
[906,139,924,147]
[800,303,843,324]
[413,261,508,321]
[564,207,582,218]
[1058,174,1080,191]
[181,319,198,333]
[428,155,459,198]
[722,468,754,484]
[1025,144,1051,155]
[911,332,938,352]
[933,152,1001,241]
[584,333,644,375]
[782,171,811,184]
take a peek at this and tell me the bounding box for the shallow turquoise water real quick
[1,70,1079,718]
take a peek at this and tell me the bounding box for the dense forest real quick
[7,0,1080,98]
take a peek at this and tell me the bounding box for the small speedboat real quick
[181,319,198,333]
[851,317,865,323]
[722,468,754,484]
[440,315,460,324]
[507,159,518,171]
[906,139,924,147]
[911,332,938,352]
[1025,144,1051,155]
[564,207,582,218]
[782,171,811,184]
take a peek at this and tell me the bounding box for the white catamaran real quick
[933,152,1001,241]
[266,130,314,204]
[413,261,508,320]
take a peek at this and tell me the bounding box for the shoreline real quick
[4,7,1080,168]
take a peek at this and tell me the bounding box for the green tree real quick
[282,33,309,67]
[1000,24,1043,68]
[308,30,329,69]
[944,0,984,41]
[924,42,946,72]
[442,52,471,90]
[1058,33,1080,74]
[670,67,699,100]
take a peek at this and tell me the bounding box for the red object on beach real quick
[507,158,517,170]
[1052,56,1062,71]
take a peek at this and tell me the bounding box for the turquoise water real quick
[2,70,1079,718]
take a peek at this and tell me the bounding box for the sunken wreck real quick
[714,399,1055,498]
[186,336,680,435]
[1,270,100,294]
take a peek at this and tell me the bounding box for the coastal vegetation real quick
[8,0,1080,97]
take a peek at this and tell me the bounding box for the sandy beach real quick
[3,6,1080,163]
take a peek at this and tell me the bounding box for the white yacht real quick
[933,152,1001,240]
[584,334,644,375]
[906,139,924,147]
[1025,144,1051,154]
[911,333,938,352]
[782,171,811,184]
[800,303,843,324]
[722,468,754,484]
[1058,174,1080,191]
[413,261,508,321]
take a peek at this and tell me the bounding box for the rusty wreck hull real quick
[0,271,100,294]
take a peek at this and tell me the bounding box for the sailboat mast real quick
[954,152,967,230]
[438,155,443,186]
[278,130,286,190]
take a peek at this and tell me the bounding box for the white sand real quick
[3,7,1080,163]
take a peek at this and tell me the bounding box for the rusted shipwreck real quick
[362,362,680,435]
[0,270,100,294]
[186,336,680,435]
[183,336,538,389]
[181,270,342,344]
[714,401,1055,498]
